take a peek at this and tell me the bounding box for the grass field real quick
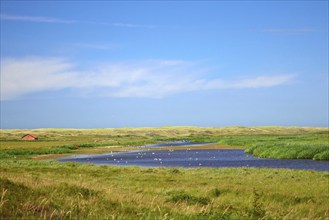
[1,160,329,219]
[0,126,328,219]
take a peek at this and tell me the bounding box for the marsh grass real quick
[209,188,222,197]
[0,160,328,219]
[168,192,210,205]
[246,142,329,160]
[248,189,266,219]
[215,134,328,160]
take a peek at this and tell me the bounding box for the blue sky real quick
[0,1,328,128]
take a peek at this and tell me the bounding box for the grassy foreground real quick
[0,126,329,219]
[1,160,328,219]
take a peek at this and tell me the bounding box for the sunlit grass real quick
[1,160,328,219]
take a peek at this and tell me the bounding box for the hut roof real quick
[21,134,38,140]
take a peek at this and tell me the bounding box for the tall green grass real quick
[246,143,329,160]
[1,160,328,219]
[216,134,329,161]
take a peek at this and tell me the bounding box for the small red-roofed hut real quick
[21,134,38,141]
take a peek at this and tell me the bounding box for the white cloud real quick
[0,57,296,100]
[0,14,77,24]
[1,57,78,100]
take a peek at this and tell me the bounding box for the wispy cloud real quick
[0,14,77,24]
[85,21,157,28]
[0,57,296,100]
[1,13,156,29]
[263,28,317,34]
[111,23,157,28]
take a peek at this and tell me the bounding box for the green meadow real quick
[0,126,328,219]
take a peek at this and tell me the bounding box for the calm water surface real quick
[142,141,215,148]
[58,149,329,171]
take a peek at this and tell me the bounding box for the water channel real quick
[58,142,329,171]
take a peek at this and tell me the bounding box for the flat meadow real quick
[0,126,328,219]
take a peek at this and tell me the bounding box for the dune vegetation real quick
[0,126,328,219]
